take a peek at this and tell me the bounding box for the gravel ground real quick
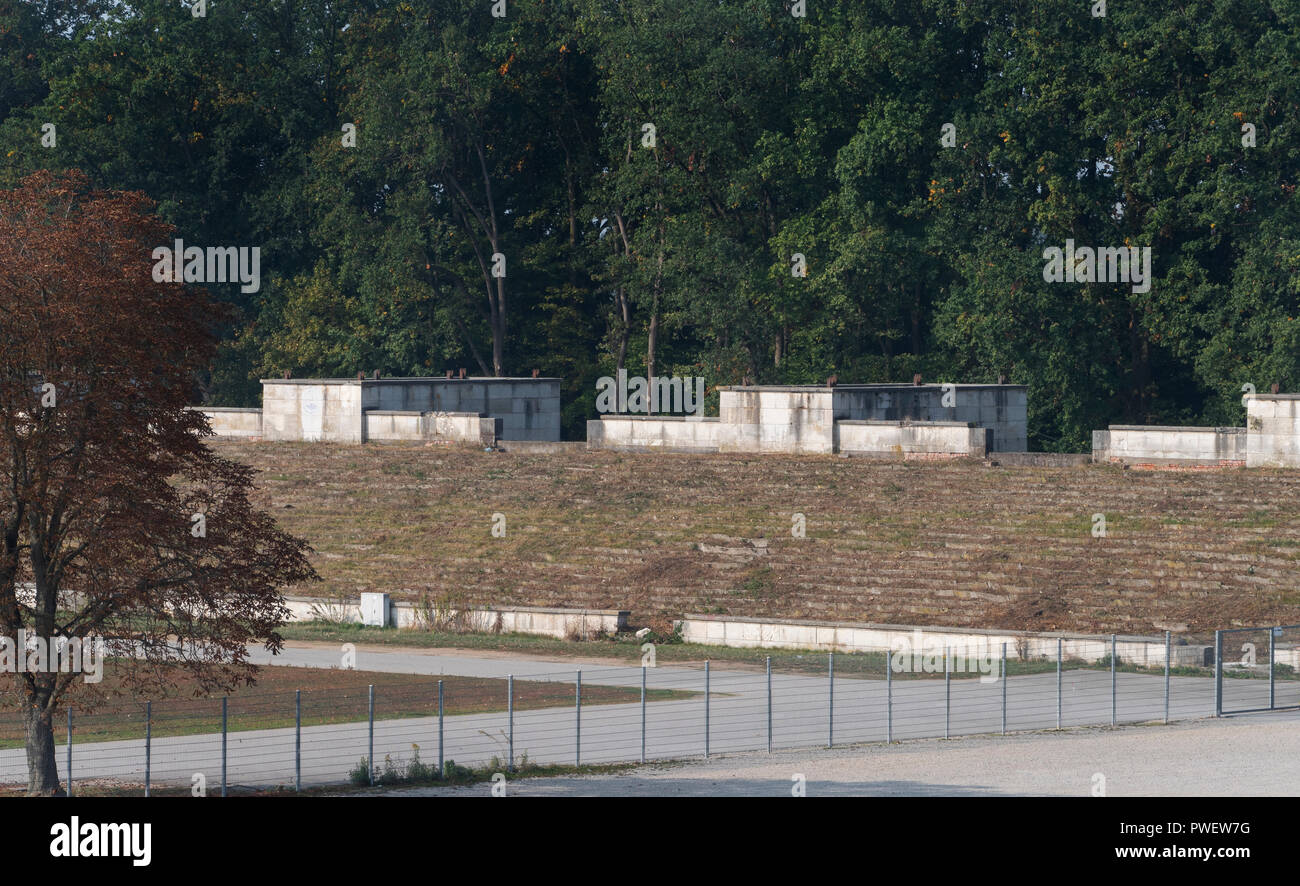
[372,710,1300,797]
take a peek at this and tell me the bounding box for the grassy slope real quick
[214,440,1300,636]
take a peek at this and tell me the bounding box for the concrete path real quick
[0,643,1286,791]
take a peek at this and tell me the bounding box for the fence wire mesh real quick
[0,626,1290,794]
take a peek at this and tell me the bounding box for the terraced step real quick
[214,441,1300,635]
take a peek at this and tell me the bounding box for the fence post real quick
[221,696,227,798]
[1214,631,1223,717]
[1056,638,1062,730]
[828,652,834,749]
[944,646,950,740]
[704,660,710,760]
[575,670,582,767]
[1270,626,1277,710]
[640,667,646,764]
[364,680,374,779]
[1001,642,1007,735]
[295,690,301,792]
[66,709,72,798]
[766,656,772,753]
[145,701,151,798]
[886,655,893,743]
[507,674,514,772]
[1170,628,1180,722]
[438,680,444,778]
[1110,634,1117,726]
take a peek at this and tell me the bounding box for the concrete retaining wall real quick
[1247,395,1300,468]
[364,410,499,446]
[678,614,1208,668]
[189,406,263,438]
[284,595,627,638]
[586,416,721,452]
[836,420,990,459]
[1092,426,1246,466]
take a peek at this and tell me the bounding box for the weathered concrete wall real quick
[679,614,1206,668]
[259,377,558,443]
[262,380,364,443]
[364,410,499,446]
[496,441,587,454]
[831,385,1028,452]
[361,378,560,441]
[718,388,835,453]
[586,416,721,452]
[1247,395,1300,467]
[836,420,990,459]
[989,452,1092,467]
[283,595,627,638]
[189,406,262,438]
[1092,426,1246,466]
[362,410,424,442]
[587,387,1005,458]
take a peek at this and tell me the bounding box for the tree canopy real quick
[2,0,1296,449]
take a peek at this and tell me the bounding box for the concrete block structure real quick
[197,376,559,444]
[1247,395,1300,467]
[1091,395,1300,468]
[262,379,367,443]
[828,384,1028,453]
[588,382,1027,457]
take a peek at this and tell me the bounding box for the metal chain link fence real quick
[0,626,1294,794]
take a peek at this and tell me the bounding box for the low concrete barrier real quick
[1092,425,1246,466]
[589,414,994,459]
[988,452,1092,467]
[495,440,588,454]
[190,406,263,438]
[586,416,721,452]
[836,420,990,459]
[283,595,628,639]
[678,614,1208,667]
[363,410,499,446]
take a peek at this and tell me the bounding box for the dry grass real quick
[0,664,691,748]
[212,440,1300,635]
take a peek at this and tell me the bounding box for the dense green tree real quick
[2,0,1295,446]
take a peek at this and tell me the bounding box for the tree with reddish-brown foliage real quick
[0,170,318,795]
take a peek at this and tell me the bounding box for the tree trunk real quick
[612,211,634,372]
[492,275,506,376]
[24,701,62,796]
[645,216,665,412]
[615,287,630,371]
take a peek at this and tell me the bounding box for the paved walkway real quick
[375,710,1300,797]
